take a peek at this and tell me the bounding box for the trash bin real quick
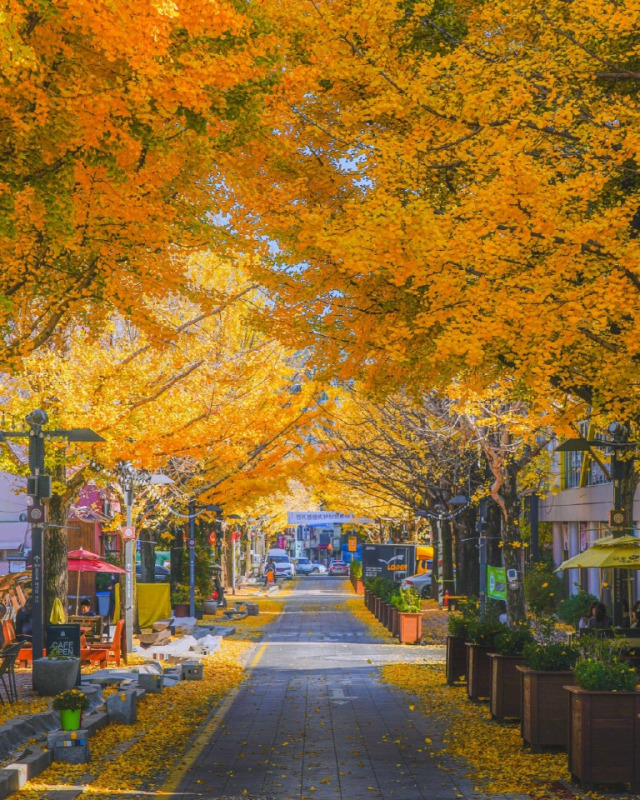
[96,592,110,617]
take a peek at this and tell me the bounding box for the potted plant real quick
[52,687,91,731]
[395,588,422,644]
[350,560,364,595]
[519,625,579,750]
[566,637,640,791]
[466,615,505,700]
[171,584,191,617]
[32,644,81,697]
[446,598,478,685]
[488,623,534,720]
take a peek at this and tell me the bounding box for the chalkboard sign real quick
[46,624,81,658]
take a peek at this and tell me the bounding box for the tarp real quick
[137,583,171,629]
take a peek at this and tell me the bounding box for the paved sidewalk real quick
[166,577,480,800]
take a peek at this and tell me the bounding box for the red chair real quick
[90,619,124,666]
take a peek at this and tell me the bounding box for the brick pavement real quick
[167,577,482,800]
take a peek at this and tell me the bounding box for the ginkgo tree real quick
[0,253,330,619]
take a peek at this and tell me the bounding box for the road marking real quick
[159,643,267,797]
[330,687,358,703]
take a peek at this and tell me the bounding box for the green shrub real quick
[393,588,421,613]
[494,623,535,656]
[574,657,637,692]
[556,589,599,629]
[522,641,580,671]
[350,560,362,579]
[447,596,479,638]
[467,616,506,649]
[524,561,564,614]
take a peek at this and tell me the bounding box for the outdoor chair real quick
[0,642,22,703]
[89,618,124,666]
[2,620,33,667]
[80,635,108,668]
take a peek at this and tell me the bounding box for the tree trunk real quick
[441,518,455,600]
[45,494,69,627]
[140,536,156,583]
[430,519,440,602]
[455,510,479,598]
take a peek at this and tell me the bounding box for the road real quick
[165,576,475,800]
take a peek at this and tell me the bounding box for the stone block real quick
[137,673,163,693]
[246,603,259,616]
[0,768,20,799]
[47,731,91,765]
[106,690,137,724]
[180,662,203,681]
[17,746,51,779]
[84,712,109,736]
[3,763,27,789]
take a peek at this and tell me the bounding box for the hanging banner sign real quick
[287,511,373,525]
[487,566,507,601]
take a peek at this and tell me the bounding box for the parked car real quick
[328,560,349,576]
[295,558,324,575]
[401,570,432,598]
[135,564,171,582]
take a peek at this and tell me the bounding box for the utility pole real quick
[188,500,196,618]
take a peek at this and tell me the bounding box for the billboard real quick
[362,544,415,583]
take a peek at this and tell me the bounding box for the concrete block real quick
[0,768,20,798]
[46,731,91,765]
[4,763,27,789]
[137,673,163,693]
[17,746,52,779]
[246,603,259,616]
[83,711,109,736]
[106,690,137,724]
[180,662,203,681]
[32,658,80,697]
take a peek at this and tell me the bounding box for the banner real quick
[487,566,507,601]
[287,511,373,525]
[362,544,415,583]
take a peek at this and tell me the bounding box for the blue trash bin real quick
[96,591,110,617]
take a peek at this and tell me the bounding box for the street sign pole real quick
[27,413,47,661]
[189,500,196,618]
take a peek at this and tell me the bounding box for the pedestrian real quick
[579,600,599,631]
[15,597,33,641]
[79,599,96,617]
[587,602,612,631]
[265,559,276,585]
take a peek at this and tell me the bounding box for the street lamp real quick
[118,464,173,653]
[0,410,104,661]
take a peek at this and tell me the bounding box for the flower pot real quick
[518,667,573,750]
[173,603,190,618]
[32,658,80,697]
[466,643,492,700]
[201,600,218,615]
[489,653,524,720]
[566,685,640,790]
[59,709,82,731]
[446,635,467,685]
[398,612,422,644]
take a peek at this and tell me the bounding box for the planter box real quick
[391,607,399,637]
[489,654,524,720]
[374,596,381,620]
[518,668,573,750]
[446,635,467,685]
[398,612,422,644]
[566,685,640,791]
[466,643,492,700]
[32,657,80,696]
[354,579,364,595]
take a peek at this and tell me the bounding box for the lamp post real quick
[118,464,173,653]
[0,410,104,661]
[186,502,222,618]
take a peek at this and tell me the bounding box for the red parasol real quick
[67,548,127,614]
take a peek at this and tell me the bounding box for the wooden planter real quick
[446,635,467,685]
[398,612,422,644]
[466,643,493,700]
[489,653,524,720]
[391,607,399,637]
[518,668,573,750]
[566,685,640,791]
[354,578,364,595]
[374,596,381,620]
